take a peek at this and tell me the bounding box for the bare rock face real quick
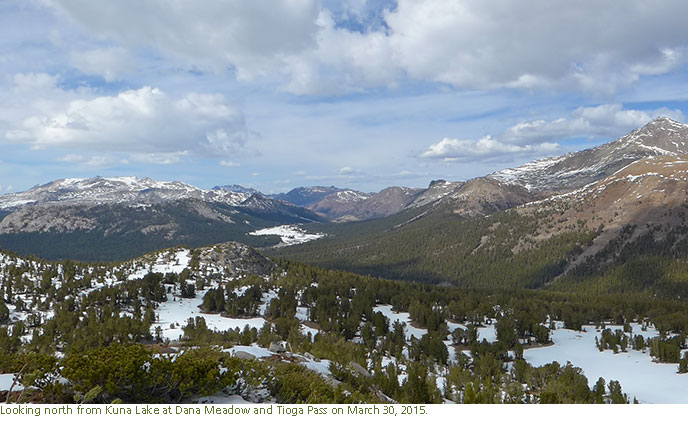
[198,241,275,277]
[271,186,345,207]
[0,205,97,234]
[304,189,371,218]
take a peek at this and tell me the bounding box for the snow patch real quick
[249,225,324,247]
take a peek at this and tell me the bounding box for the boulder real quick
[269,341,286,353]
[349,361,371,378]
[233,350,257,360]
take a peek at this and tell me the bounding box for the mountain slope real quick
[428,177,539,217]
[337,186,423,221]
[300,189,372,219]
[270,185,424,221]
[517,155,688,287]
[270,186,351,207]
[277,154,688,293]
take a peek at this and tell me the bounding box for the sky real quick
[2,0,688,194]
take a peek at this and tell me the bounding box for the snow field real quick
[249,225,324,246]
[523,323,688,404]
[153,288,267,341]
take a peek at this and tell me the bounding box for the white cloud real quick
[45,0,688,94]
[421,136,558,161]
[58,153,112,167]
[69,47,134,82]
[339,166,354,174]
[219,160,240,167]
[421,104,686,162]
[129,152,188,165]
[5,85,249,163]
[396,170,429,177]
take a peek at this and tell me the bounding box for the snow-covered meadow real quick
[524,322,688,403]
[249,225,324,246]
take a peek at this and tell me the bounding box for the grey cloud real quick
[46,0,688,95]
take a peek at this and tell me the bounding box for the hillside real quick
[1,241,688,403]
[277,155,688,297]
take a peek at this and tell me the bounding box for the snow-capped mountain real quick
[0,177,324,261]
[212,184,260,194]
[0,176,255,210]
[490,117,688,192]
[270,186,350,207]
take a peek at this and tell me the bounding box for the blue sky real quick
[1,0,688,194]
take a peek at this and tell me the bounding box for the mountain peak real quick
[212,184,259,194]
[621,116,688,155]
[490,117,688,192]
[644,116,686,127]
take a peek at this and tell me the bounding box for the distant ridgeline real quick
[0,178,323,261]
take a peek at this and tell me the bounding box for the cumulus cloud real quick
[5,85,249,163]
[46,0,688,94]
[69,47,134,82]
[382,0,688,92]
[219,160,240,167]
[421,104,686,162]
[421,136,558,161]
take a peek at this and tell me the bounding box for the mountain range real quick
[0,177,323,261]
[1,117,688,267]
